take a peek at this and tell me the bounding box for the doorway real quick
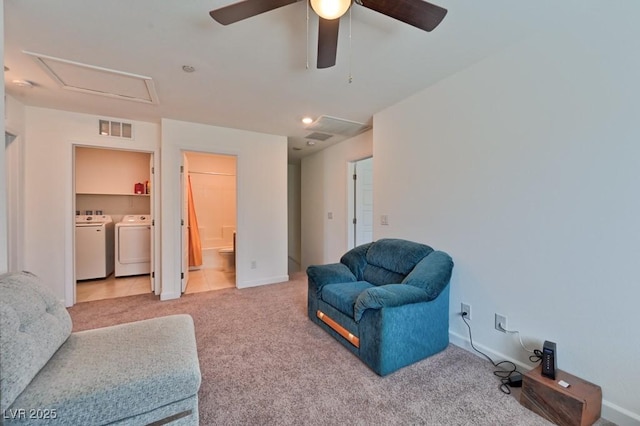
[181,151,237,294]
[348,157,374,249]
[73,146,154,303]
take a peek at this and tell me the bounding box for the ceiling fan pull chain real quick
[306,0,310,70]
[348,6,353,83]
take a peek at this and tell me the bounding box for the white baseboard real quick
[237,274,290,289]
[449,331,640,426]
[160,291,181,301]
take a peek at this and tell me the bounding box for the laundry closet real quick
[74,146,152,302]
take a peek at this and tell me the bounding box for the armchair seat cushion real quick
[321,281,374,318]
[354,284,431,322]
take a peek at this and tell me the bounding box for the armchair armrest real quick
[307,263,357,297]
[402,251,453,299]
[354,284,431,322]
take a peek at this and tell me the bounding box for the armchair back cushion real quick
[0,272,73,411]
[342,239,434,286]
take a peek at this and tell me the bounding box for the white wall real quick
[21,107,159,304]
[301,131,372,269]
[160,119,288,299]
[373,3,640,424]
[0,6,6,273]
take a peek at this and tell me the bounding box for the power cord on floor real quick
[460,312,528,394]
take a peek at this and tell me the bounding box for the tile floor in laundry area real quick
[76,249,235,303]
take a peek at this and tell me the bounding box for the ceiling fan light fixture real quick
[310,0,351,20]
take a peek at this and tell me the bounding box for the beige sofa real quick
[0,271,201,425]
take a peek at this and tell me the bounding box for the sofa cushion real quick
[7,315,201,425]
[354,284,432,322]
[362,265,407,287]
[307,263,356,298]
[366,239,433,275]
[339,242,372,280]
[0,272,73,412]
[362,239,433,286]
[321,281,374,318]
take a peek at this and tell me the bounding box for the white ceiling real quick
[4,1,556,162]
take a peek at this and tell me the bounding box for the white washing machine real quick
[115,214,151,277]
[76,215,114,280]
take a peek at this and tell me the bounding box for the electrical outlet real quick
[495,313,507,333]
[461,303,471,320]
[251,260,257,269]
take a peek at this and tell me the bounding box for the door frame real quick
[70,144,158,305]
[180,149,239,294]
[5,131,24,272]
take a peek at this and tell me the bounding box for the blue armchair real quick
[307,239,453,376]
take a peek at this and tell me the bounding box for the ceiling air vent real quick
[99,119,133,139]
[305,132,333,141]
[305,115,371,138]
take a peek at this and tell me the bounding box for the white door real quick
[348,157,374,249]
[181,154,189,293]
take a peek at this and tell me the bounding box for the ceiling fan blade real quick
[317,18,340,69]
[359,0,447,32]
[209,0,299,25]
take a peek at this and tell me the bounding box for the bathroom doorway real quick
[181,151,237,294]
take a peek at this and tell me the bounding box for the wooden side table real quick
[520,365,602,426]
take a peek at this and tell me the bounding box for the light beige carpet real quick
[68,273,613,425]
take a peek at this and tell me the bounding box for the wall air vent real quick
[99,119,133,139]
[305,115,371,138]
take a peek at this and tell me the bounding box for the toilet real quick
[219,231,236,272]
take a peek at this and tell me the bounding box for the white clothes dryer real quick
[76,215,114,280]
[115,215,151,277]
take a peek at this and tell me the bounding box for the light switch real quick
[381,215,389,225]
[328,212,333,220]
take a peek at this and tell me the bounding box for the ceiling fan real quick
[209,0,447,69]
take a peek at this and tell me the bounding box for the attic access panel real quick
[25,51,159,104]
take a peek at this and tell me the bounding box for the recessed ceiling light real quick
[306,140,316,146]
[182,65,195,73]
[12,79,34,88]
[302,117,313,125]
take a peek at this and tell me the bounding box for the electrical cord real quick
[498,323,538,354]
[460,312,529,394]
